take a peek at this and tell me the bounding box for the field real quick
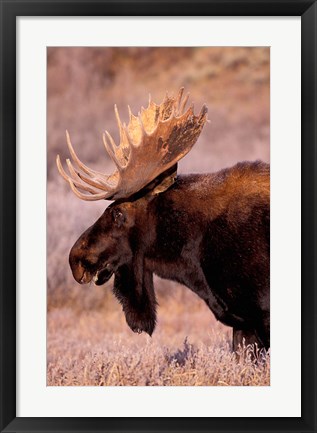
[47,287,270,386]
[47,47,270,386]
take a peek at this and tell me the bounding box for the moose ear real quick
[111,207,126,227]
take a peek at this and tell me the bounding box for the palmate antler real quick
[56,88,208,201]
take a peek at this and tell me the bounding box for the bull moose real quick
[57,88,270,351]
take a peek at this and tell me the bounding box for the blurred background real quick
[47,47,270,386]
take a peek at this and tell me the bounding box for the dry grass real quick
[47,47,270,386]
[47,285,270,386]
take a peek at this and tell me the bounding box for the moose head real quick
[57,88,208,289]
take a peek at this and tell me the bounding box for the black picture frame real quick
[1,1,316,432]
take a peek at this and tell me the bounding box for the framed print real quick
[0,1,316,432]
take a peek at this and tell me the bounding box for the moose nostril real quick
[79,272,86,284]
[72,261,87,284]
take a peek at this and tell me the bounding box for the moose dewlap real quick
[57,88,270,352]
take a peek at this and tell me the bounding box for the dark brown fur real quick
[69,161,270,350]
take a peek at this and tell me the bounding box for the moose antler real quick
[56,88,208,201]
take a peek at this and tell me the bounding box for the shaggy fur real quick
[69,161,270,350]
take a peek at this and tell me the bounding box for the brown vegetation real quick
[47,47,270,386]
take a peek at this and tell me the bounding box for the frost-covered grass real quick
[47,281,270,386]
[47,309,270,387]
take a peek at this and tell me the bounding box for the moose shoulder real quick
[57,88,270,351]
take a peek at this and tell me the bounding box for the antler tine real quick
[114,104,125,141]
[56,155,99,195]
[66,158,112,192]
[68,179,109,201]
[128,105,133,120]
[68,158,103,194]
[66,131,105,178]
[103,131,125,172]
[199,103,208,119]
[56,154,71,183]
[179,92,190,115]
[175,87,184,115]
[66,159,100,193]
[113,104,133,161]
[114,104,121,123]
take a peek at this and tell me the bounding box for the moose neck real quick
[113,163,178,205]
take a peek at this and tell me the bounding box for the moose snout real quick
[69,259,91,284]
[69,245,91,284]
[69,235,102,284]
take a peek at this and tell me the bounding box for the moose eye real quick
[112,208,125,226]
